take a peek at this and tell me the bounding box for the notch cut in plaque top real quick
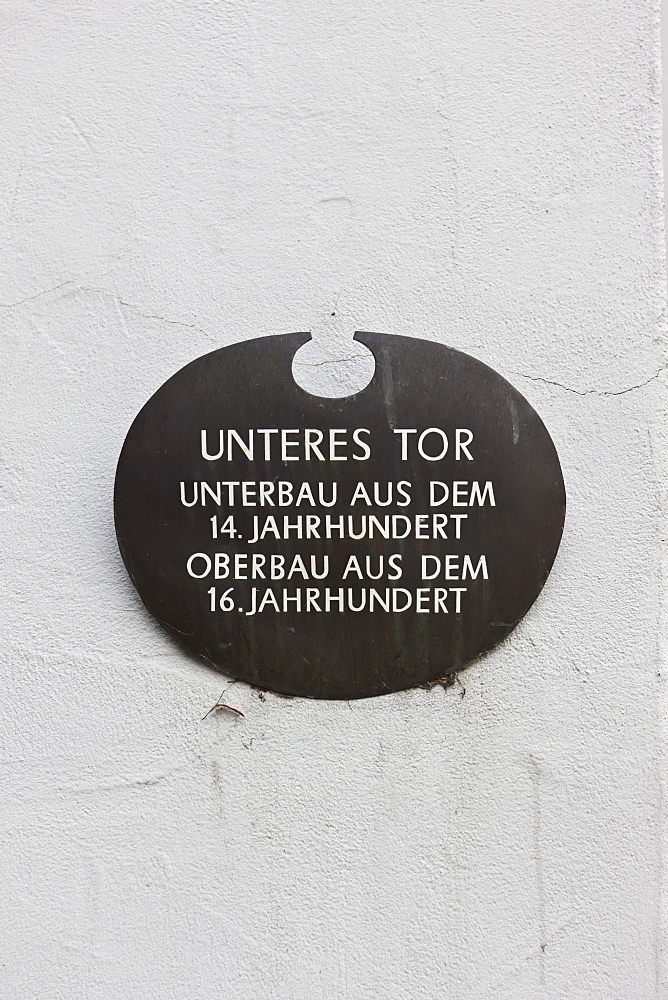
[291,334,376,398]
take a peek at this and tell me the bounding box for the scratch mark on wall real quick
[530,755,547,990]
[63,115,94,154]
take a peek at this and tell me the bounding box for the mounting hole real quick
[292,338,375,398]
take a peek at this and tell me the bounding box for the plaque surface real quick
[115,332,565,698]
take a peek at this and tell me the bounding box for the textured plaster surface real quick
[0,1,666,998]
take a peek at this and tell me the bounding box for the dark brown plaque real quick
[115,332,565,698]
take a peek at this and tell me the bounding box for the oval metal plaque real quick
[115,332,565,698]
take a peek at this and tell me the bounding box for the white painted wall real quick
[1,2,665,997]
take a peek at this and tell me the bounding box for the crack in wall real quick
[294,354,370,368]
[0,282,72,309]
[1,282,664,399]
[514,367,666,397]
[0,280,211,340]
